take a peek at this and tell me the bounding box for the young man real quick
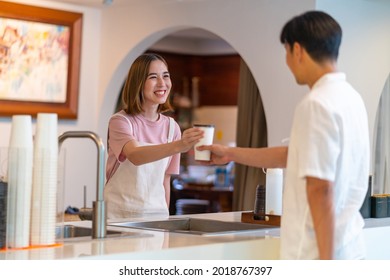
[198,11,370,259]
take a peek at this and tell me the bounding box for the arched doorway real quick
[101,27,267,212]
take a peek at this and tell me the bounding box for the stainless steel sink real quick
[55,225,144,240]
[109,218,277,236]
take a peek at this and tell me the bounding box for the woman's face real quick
[142,59,172,107]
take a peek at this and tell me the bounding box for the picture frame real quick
[0,1,82,119]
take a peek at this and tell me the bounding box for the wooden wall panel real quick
[150,51,240,107]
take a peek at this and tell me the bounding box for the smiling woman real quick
[104,53,204,219]
[120,54,173,117]
[142,60,172,113]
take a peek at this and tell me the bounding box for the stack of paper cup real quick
[7,115,34,249]
[30,113,58,246]
[265,168,284,216]
[0,147,8,182]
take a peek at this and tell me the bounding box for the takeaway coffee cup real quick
[193,124,215,161]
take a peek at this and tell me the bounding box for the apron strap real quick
[107,112,132,151]
[167,117,175,143]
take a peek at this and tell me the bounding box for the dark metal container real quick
[0,181,7,249]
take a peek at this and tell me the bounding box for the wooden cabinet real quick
[149,51,241,107]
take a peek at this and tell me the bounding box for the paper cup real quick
[9,115,33,149]
[31,113,58,246]
[7,115,33,249]
[193,124,215,161]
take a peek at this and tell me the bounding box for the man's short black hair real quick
[280,11,342,63]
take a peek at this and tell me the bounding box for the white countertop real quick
[0,212,281,260]
[1,212,389,260]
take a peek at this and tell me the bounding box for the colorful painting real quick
[0,18,70,103]
[0,1,82,119]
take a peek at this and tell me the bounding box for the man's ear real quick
[293,42,303,62]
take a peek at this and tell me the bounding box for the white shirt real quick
[281,72,370,259]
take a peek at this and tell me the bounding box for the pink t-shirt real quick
[106,110,181,182]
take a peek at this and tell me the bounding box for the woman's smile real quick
[154,90,167,96]
[143,60,172,106]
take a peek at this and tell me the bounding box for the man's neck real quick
[306,61,338,89]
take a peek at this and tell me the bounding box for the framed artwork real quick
[0,1,82,119]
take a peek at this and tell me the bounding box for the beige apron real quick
[104,117,175,219]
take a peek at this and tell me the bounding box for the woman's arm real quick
[123,127,203,166]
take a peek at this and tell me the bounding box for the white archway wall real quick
[96,0,390,209]
[97,0,316,147]
[97,0,390,149]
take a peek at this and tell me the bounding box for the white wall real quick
[317,0,390,167]
[193,106,238,146]
[97,0,314,148]
[1,0,389,209]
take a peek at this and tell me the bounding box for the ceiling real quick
[46,0,208,8]
[46,0,146,7]
[46,0,236,54]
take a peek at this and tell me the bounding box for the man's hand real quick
[196,144,230,165]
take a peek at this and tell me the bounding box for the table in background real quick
[171,181,233,214]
